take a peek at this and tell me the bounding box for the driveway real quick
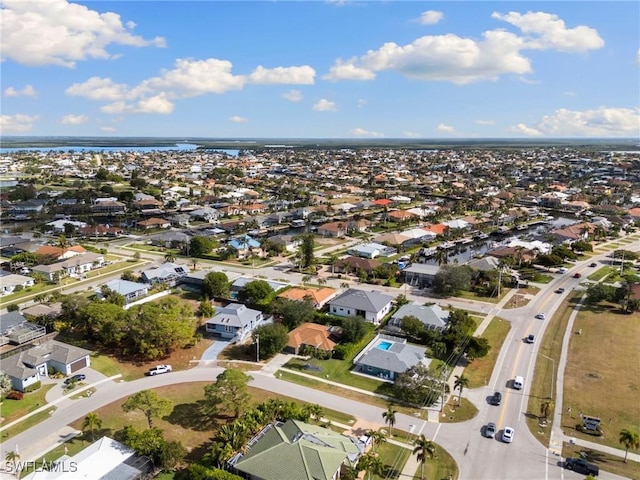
[44,367,110,403]
[199,339,231,362]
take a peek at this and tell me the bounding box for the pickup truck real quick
[564,457,599,476]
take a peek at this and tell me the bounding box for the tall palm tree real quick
[5,451,20,476]
[539,400,554,422]
[367,430,387,453]
[382,406,397,436]
[82,412,102,441]
[434,248,449,266]
[454,374,469,406]
[413,434,436,480]
[164,251,176,263]
[57,234,68,257]
[619,429,640,463]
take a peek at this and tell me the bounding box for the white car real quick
[148,364,172,376]
[502,427,515,443]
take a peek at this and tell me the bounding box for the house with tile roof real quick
[328,289,393,325]
[286,323,340,355]
[352,334,427,381]
[231,419,365,480]
[277,287,339,309]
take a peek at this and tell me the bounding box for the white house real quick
[328,289,394,325]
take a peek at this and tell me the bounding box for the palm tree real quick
[340,281,350,290]
[317,277,327,287]
[434,248,448,266]
[539,400,554,422]
[619,429,640,463]
[413,434,436,480]
[82,412,102,441]
[164,251,176,263]
[454,374,469,406]
[5,450,20,478]
[303,403,324,423]
[382,406,397,436]
[367,429,387,453]
[328,253,339,274]
[301,274,312,285]
[57,234,68,257]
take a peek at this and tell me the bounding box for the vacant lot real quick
[562,303,640,451]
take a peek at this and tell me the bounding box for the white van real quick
[513,376,524,390]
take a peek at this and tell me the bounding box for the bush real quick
[7,391,24,400]
[6,304,19,312]
[24,381,41,393]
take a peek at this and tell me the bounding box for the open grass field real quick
[525,292,577,447]
[465,317,512,388]
[562,442,640,480]
[561,302,640,451]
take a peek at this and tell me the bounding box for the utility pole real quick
[256,334,260,363]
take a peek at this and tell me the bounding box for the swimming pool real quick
[377,341,392,351]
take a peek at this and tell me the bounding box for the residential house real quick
[150,231,191,249]
[373,232,411,247]
[32,252,104,281]
[135,198,164,215]
[137,217,171,230]
[347,242,396,259]
[0,311,46,346]
[277,286,339,309]
[398,228,437,245]
[267,234,301,252]
[389,303,449,331]
[205,303,271,342]
[231,419,365,480]
[551,222,594,244]
[346,218,371,234]
[353,334,427,381]
[403,263,440,288]
[21,302,63,320]
[231,277,288,298]
[23,436,153,480]
[228,235,261,259]
[189,206,220,223]
[317,222,347,238]
[387,209,417,223]
[99,279,149,304]
[0,273,35,296]
[140,262,189,286]
[6,199,46,220]
[78,224,124,237]
[34,244,87,260]
[285,323,340,355]
[328,288,394,324]
[91,200,126,214]
[334,257,382,275]
[3,340,92,391]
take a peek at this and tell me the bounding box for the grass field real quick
[412,442,459,480]
[562,442,640,480]
[465,317,511,388]
[561,302,640,451]
[1,384,54,425]
[438,397,478,423]
[371,441,411,480]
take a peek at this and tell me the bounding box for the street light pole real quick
[256,334,260,363]
[538,353,555,400]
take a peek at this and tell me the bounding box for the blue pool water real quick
[378,341,392,351]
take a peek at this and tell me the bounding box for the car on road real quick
[147,364,172,376]
[490,392,502,405]
[502,427,515,443]
[485,422,496,438]
[564,457,599,476]
[535,313,546,319]
[555,287,565,294]
[573,272,582,278]
[589,262,597,267]
[526,334,535,344]
[557,267,568,273]
[64,374,86,384]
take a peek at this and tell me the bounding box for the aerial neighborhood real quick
[1,143,639,480]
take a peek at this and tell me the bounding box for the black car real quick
[64,374,86,384]
[565,457,599,476]
[490,392,502,405]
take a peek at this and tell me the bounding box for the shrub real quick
[24,381,41,393]
[7,391,24,400]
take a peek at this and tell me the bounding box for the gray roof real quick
[465,255,500,271]
[403,264,441,275]
[207,303,261,329]
[141,262,188,282]
[1,353,37,380]
[329,289,393,313]
[0,311,27,333]
[104,279,148,296]
[391,303,448,329]
[232,276,288,292]
[356,340,426,374]
[0,236,31,247]
[21,340,92,367]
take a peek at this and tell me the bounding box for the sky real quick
[1,0,639,139]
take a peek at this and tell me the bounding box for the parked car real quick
[526,334,535,344]
[564,457,599,476]
[573,273,582,278]
[589,262,597,267]
[490,392,502,405]
[557,267,568,273]
[535,313,546,320]
[147,364,172,376]
[502,427,515,443]
[64,374,86,384]
[485,422,496,438]
[555,287,565,294]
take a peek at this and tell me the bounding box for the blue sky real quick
[1,0,638,138]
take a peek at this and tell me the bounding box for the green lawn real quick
[411,442,458,480]
[465,317,512,388]
[1,408,57,442]
[18,434,86,478]
[1,384,54,424]
[438,397,478,423]
[372,442,411,480]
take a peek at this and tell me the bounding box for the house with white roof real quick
[205,303,271,342]
[0,273,35,296]
[140,262,189,286]
[347,242,396,259]
[98,279,149,304]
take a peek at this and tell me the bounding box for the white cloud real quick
[229,115,248,123]
[100,126,116,133]
[350,128,384,137]
[475,119,495,126]
[0,0,166,67]
[3,85,37,97]
[60,114,88,125]
[418,10,443,25]
[523,107,640,137]
[564,91,576,97]
[100,102,127,114]
[403,131,422,138]
[312,99,337,112]
[509,123,543,136]
[0,113,38,133]
[326,11,603,84]
[492,11,604,53]
[437,123,455,133]
[282,89,303,102]
[247,65,315,85]
[65,77,133,101]
[323,58,376,81]
[132,94,174,114]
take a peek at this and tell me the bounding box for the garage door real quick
[69,357,88,373]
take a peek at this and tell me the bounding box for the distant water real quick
[0,144,239,156]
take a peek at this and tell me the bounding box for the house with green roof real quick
[231,419,365,480]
